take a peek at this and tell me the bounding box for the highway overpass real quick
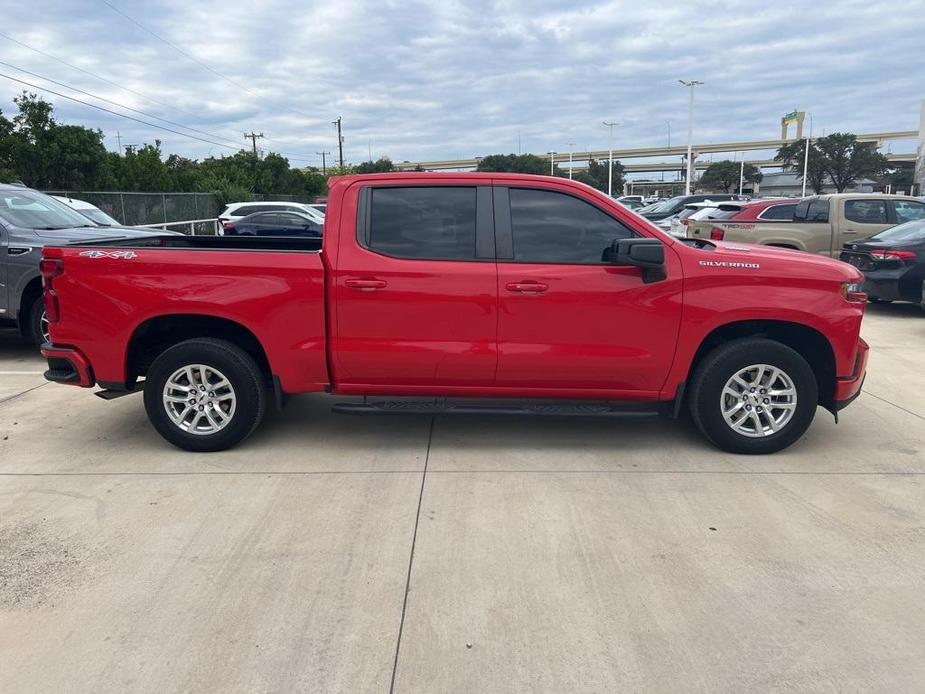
[395,131,919,172]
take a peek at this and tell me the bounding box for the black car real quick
[839,218,925,304]
[223,210,322,237]
[640,194,747,222]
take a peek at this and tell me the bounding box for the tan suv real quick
[686,194,925,256]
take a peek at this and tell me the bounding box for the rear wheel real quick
[688,338,817,455]
[27,295,49,346]
[143,338,266,452]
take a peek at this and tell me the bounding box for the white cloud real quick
[0,0,921,168]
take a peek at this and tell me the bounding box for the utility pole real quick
[245,131,264,157]
[116,130,122,154]
[567,142,575,180]
[602,121,619,197]
[801,112,813,198]
[549,152,556,176]
[739,156,745,195]
[679,80,703,196]
[316,151,331,176]
[333,117,344,168]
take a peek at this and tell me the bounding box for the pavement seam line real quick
[862,389,925,422]
[0,381,49,408]
[389,414,435,694]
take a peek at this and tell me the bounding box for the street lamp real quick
[602,121,619,197]
[679,80,703,195]
[568,142,575,180]
[548,152,556,176]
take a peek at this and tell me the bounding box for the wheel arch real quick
[125,314,272,388]
[17,276,43,335]
[687,319,836,408]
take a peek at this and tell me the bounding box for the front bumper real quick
[40,344,95,388]
[833,338,869,411]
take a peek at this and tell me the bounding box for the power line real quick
[0,71,315,164]
[0,59,245,150]
[0,30,230,131]
[100,0,319,122]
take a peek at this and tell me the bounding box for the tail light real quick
[869,250,915,260]
[680,218,690,226]
[842,280,867,303]
[710,227,725,241]
[39,258,64,324]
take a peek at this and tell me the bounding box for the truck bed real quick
[43,239,329,393]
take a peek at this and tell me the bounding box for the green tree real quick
[477,153,559,176]
[354,157,395,174]
[776,133,888,194]
[584,158,625,195]
[699,160,762,193]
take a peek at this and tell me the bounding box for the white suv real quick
[218,202,324,233]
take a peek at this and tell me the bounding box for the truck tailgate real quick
[45,246,328,393]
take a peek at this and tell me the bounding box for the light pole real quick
[548,152,556,176]
[602,121,618,197]
[801,112,813,198]
[679,80,703,195]
[567,142,575,180]
[663,120,671,182]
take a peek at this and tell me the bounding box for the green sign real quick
[782,110,799,123]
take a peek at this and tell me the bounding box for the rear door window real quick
[365,187,477,260]
[845,199,888,224]
[794,199,830,223]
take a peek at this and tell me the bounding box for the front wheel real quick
[688,338,818,455]
[143,338,267,452]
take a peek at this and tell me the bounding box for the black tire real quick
[143,338,267,452]
[688,338,818,455]
[27,295,48,347]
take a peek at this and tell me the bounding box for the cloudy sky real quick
[1,0,922,170]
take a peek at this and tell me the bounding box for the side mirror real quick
[603,238,666,283]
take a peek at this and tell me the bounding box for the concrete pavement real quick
[1,302,924,692]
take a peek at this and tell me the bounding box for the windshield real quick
[0,190,97,229]
[644,196,684,213]
[77,207,121,226]
[871,219,925,243]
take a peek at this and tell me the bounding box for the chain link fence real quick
[44,191,220,230]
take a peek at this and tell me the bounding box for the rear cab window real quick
[361,186,479,260]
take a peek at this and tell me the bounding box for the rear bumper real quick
[833,338,868,410]
[40,344,95,388]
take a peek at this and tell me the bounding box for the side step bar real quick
[332,399,663,418]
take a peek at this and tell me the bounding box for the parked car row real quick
[218,201,325,236]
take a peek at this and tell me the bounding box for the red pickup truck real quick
[40,173,869,455]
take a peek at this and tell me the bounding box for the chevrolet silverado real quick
[40,173,869,454]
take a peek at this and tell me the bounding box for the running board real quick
[332,399,663,418]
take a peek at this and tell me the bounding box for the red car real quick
[686,198,799,240]
[40,174,868,455]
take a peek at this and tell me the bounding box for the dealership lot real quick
[1,304,924,693]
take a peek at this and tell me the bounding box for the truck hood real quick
[28,225,175,242]
[706,240,861,280]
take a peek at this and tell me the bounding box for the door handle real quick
[345,278,387,290]
[505,281,548,293]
